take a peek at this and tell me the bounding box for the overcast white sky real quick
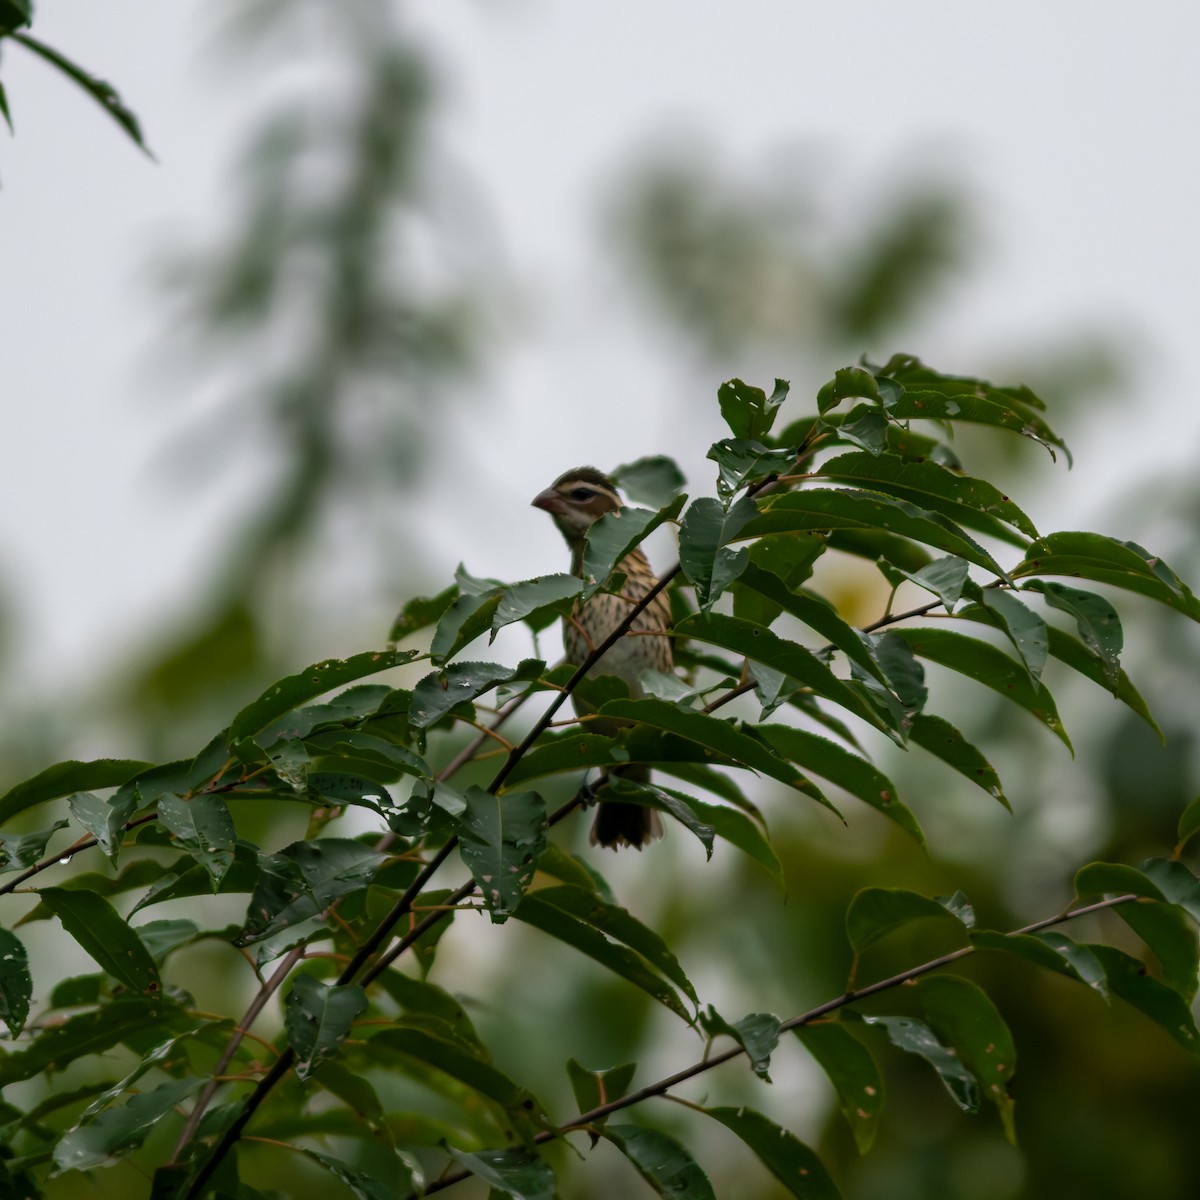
[3,1,1200,689]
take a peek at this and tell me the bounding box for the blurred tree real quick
[126,0,495,752]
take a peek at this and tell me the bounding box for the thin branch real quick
[0,813,159,897]
[422,892,1138,1194]
[171,945,307,1159]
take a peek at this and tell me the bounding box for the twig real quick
[171,945,307,1159]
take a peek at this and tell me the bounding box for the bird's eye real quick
[568,487,597,502]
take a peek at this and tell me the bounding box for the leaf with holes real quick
[793,1022,883,1154]
[285,974,368,1081]
[917,974,1017,1141]
[718,377,790,439]
[702,1106,843,1199]
[455,787,546,922]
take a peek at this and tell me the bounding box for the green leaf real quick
[492,576,582,637]
[67,790,136,865]
[299,1147,423,1200]
[708,438,799,502]
[718,377,790,439]
[681,795,783,884]
[604,1125,716,1200]
[0,758,152,825]
[0,818,70,872]
[455,787,546,922]
[957,604,1158,735]
[388,584,456,644]
[674,612,890,735]
[37,888,159,993]
[916,975,1017,1140]
[238,839,381,944]
[447,1148,554,1200]
[832,404,889,454]
[583,495,687,596]
[845,887,969,955]
[156,793,237,885]
[285,975,368,1081]
[1075,860,1165,902]
[908,713,1007,806]
[792,1022,883,1153]
[410,660,543,730]
[502,726,745,788]
[757,725,921,842]
[230,650,419,746]
[969,929,1110,1000]
[613,455,687,507]
[599,696,818,798]
[742,488,1006,576]
[136,918,201,963]
[566,1058,636,1116]
[1023,579,1123,686]
[973,589,1049,683]
[702,1106,843,1199]
[817,365,882,415]
[861,1013,979,1112]
[1141,857,1200,924]
[902,555,971,610]
[0,930,31,1036]
[1042,625,1158,734]
[514,893,692,1021]
[891,627,1072,750]
[1177,797,1200,852]
[0,996,177,1086]
[372,1025,546,1130]
[737,565,888,687]
[312,1060,387,1136]
[53,1077,203,1173]
[1087,944,1200,1053]
[885,384,1070,463]
[12,33,155,157]
[1012,532,1200,622]
[816,450,1038,545]
[700,1008,780,1081]
[530,884,698,1006]
[678,496,757,609]
[1074,863,1198,999]
[429,588,504,663]
[869,632,928,713]
[374,970,485,1051]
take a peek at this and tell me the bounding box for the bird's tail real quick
[589,764,665,850]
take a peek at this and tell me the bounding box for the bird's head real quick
[532,467,623,545]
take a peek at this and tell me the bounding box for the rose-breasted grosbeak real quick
[533,467,672,849]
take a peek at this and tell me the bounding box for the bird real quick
[532,467,673,848]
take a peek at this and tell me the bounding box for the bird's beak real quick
[532,487,567,514]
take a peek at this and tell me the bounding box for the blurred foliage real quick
[606,150,969,355]
[125,0,494,752]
